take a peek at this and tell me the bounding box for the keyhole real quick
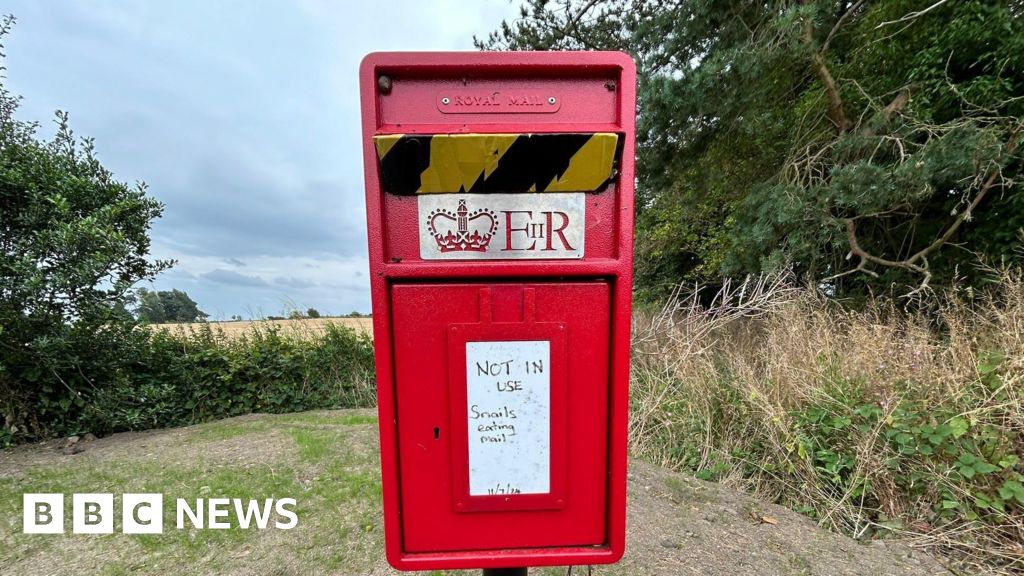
[433,427,440,440]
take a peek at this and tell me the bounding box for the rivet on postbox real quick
[360,51,636,572]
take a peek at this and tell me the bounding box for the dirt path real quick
[621,461,945,575]
[0,410,948,575]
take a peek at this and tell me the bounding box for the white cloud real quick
[4,0,520,317]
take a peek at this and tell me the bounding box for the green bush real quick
[790,367,1024,528]
[94,322,376,435]
[3,322,376,441]
[0,16,171,442]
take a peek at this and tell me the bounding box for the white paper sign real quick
[465,340,551,496]
[419,193,584,260]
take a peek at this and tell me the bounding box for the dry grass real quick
[630,271,1024,574]
[151,317,373,339]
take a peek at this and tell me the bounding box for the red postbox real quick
[359,51,636,571]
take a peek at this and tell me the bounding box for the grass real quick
[0,411,597,576]
[629,271,1024,574]
[0,411,386,575]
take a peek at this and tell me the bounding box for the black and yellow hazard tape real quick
[373,133,620,194]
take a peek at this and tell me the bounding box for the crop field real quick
[151,317,374,339]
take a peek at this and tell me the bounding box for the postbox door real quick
[390,281,611,552]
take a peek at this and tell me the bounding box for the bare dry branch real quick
[875,0,951,29]
[558,0,601,46]
[822,0,869,55]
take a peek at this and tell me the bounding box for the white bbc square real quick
[122,493,163,534]
[23,493,64,534]
[72,493,114,534]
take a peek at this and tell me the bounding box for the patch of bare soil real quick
[618,460,948,576]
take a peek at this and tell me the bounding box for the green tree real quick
[0,16,172,437]
[306,307,321,318]
[480,1,1024,298]
[158,288,206,322]
[135,287,166,323]
[135,288,206,323]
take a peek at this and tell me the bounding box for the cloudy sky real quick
[3,0,519,319]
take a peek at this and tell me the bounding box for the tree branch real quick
[907,171,1001,264]
[558,0,601,46]
[812,53,849,132]
[821,0,868,55]
[801,0,851,132]
[880,88,911,123]
[835,127,1020,290]
[842,218,925,272]
[860,87,913,137]
[875,0,950,29]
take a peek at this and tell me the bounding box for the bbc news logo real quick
[23,493,297,534]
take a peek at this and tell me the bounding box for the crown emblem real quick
[427,199,497,252]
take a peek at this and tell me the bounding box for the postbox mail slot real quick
[374,133,621,195]
[390,281,610,553]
